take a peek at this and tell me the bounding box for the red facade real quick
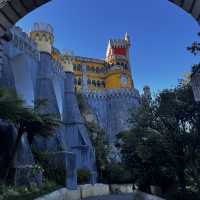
[113,48,127,56]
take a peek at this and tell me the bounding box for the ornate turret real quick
[30,23,54,55]
[124,32,131,47]
[61,52,74,73]
[105,33,133,90]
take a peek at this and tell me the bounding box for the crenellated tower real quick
[30,23,54,55]
[61,52,74,73]
[105,33,133,90]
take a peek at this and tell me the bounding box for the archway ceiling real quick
[0,0,199,36]
[170,0,200,24]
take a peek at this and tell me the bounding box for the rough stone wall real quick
[63,72,97,183]
[84,89,140,142]
[0,26,96,187]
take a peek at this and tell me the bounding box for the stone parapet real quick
[10,26,40,61]
[79,184,110,199]
[84,88,140,100]
[35,188,81,200]
[110,184,133,194]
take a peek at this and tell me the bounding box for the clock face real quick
[121,75,128,85]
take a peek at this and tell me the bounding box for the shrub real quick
[165,191,200,200]
[32,150,67,186]
[106,164,132,184]
[77,169,91,184]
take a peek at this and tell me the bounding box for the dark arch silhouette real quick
[0,0,199,37]
[0,0,50,35]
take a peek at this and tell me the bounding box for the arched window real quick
[91,66,95,73]
[87,79,91,85]
[73,64,77,71]
[102,81,105,88]
[92,80,96,87]
[78,78,81,85]
[97,80,101,87]
[74,78,78,85]
[77,64,82,71]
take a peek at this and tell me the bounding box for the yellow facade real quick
[105,70,132,90]
[72,58,132,92]
[30,23,134,92]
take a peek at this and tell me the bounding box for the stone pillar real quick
[35,52,60,115]
[63,71,97,186]
[82,64,88,93]
[66,152,77,190]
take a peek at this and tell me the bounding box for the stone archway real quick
[0,0,199,36]
[0,0,50,35]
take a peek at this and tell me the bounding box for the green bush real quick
[0,181,61,200]
[77,169,91,184]
[44,167,66,186]
[32,150,67,186]
[106,164,132,184]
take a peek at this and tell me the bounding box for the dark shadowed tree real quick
[117,83,200,194]
[0,88,60,183]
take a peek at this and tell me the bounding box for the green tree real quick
[0,88,60,183]
[118,83,200,194]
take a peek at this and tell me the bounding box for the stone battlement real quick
[52,60,65,76]
[84,88,140,100]
[11,26,40,61]
[109,39,128,48]
[31,23,54,35]
[75,56,105,64]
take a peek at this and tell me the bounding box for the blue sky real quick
[17,0,200,93]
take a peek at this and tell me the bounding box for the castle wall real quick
[63,72,97,180]
[0,27,97,186]
[84,89,140,142]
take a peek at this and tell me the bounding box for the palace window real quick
[77,64,82,71]
[92,80,96,87]
[97,80,101,87]
[74,78,78,85]
[73,64,77,71]
[87,79,91,85]
[96,67,100,73]
[101,81,105,88]
[86,65,90,72]
[91,67,95,73]
[78,78,82,85]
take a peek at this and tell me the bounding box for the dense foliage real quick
[77,169,91,184]
[0,88,60,183]
[117,83,200,198]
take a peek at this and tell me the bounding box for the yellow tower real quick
[61,52,74,73]
[105,33,133,90]
[30,23,54,54]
